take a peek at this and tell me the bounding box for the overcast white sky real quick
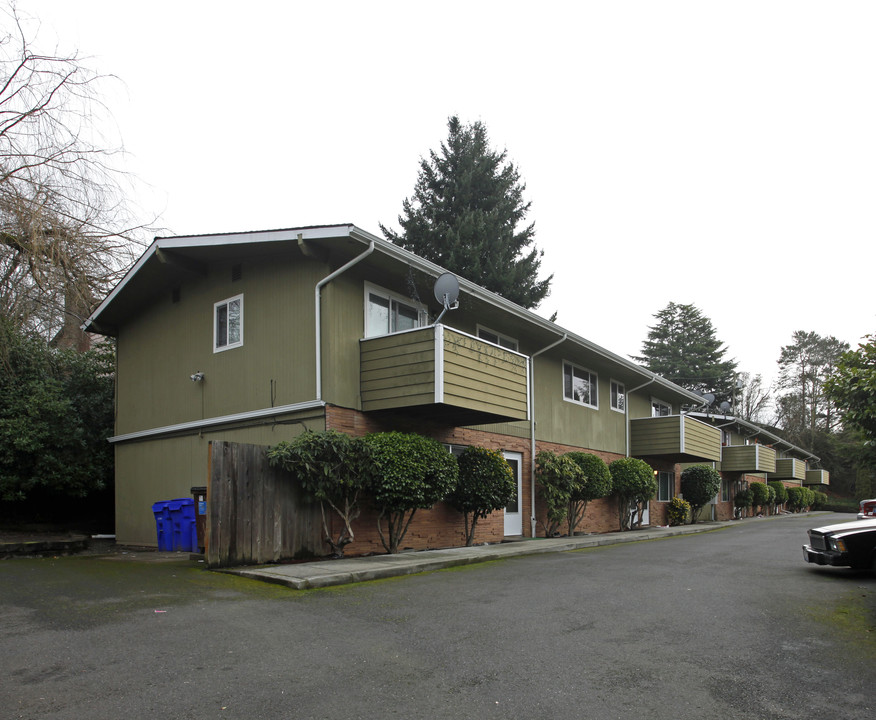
[24,0,876,391]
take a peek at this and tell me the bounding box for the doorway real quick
[503,451,523,536]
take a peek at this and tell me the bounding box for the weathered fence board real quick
[207,441,323,568]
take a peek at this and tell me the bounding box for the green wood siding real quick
[441,328,528,418]
[114,409,326,545]
[805,469,830,486]
[721,444,777,473]
[360,328,437,411]
[769,458,807,481]
[630,415,721,461]
[359,326,528,421]
[116,256,322,436]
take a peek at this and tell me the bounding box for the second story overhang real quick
[721,444,777,473]
[360,324,529,425]
[630,414,722,463]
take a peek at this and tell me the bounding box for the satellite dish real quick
[702,393,716,407]
[719,401,732,413]
[433,272,460,309]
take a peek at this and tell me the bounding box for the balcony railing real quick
[360,325,529,424]
[630,415,722,462]
[721,444,777,473]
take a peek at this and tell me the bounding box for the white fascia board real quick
[687,411,820,464]
[83,225,357,331]
[108,400,326,444]
[348,226,703,405]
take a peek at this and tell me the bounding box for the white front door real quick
[503,451,523,536]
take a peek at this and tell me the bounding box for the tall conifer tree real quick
[634,302,738,403]
[380,116,551,310]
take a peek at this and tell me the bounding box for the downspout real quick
[625,377,656,457]
[529,333,567,537]
[314,241,375,401]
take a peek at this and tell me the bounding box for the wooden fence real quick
[207,441,323,568]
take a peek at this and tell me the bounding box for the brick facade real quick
[323,405,648,556]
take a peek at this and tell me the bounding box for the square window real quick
[563,362,598,408]
[610,380,626,413]
[365,285,426,337]
[214,295,243,352]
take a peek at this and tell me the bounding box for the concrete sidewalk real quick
[222,518,754,590]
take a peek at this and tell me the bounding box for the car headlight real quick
[828,537,847,553]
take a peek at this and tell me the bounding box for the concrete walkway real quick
[222,518,764,590]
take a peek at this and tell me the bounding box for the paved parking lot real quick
[1,513,874,719]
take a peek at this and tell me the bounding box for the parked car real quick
[803,518,876,573]
[857,498,876,520]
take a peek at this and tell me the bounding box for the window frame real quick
[657,471,674,502]
[364,282,428,338]
[476,325,519,352]
[563,361,599,409]
[610,379,626,413]
[213,294,244,353]
[651,397,672,417]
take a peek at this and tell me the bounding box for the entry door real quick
[503,451,523,536]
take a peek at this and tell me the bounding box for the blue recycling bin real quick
[151,501,173,551]
[168,498,196,552]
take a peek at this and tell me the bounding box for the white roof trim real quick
[85,222,702,403]
[108,400,326,444]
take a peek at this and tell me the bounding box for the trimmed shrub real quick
[786,486,804,512]
[365,432,459,554]
[680,465,722,523]
[267,429,371,557]
[765,484,776,514]
[769,481,788,512]
[609,457,656,530]
[535,450,585,536]
[750,481,770,514]
[734,488,753,518]
[564,452,612,535]
[812,490,829,510]
[446,446,517,546]
[667,497,691,526]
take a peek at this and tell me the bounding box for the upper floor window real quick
[365,284,427,337]
[722,429,731,446]
[610,380,626,413]
[214,294,243,352]
[652,398,672,417]
[477,326,519,351]
[563,362,598,408]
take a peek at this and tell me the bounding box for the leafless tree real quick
[0,3,149,345]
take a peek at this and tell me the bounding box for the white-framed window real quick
[477,325,519,351]
[214,294,243,352]
[657,471,674,502]
[610,380,626,413]
[563,362,598,408]
[651,398,672,417]
[364,283,427,338]
[722,429,731,446]
[722,479,731,502]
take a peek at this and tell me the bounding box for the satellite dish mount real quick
[433,272,460,324]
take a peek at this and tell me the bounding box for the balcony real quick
[768,458,807,483]
[721,444,777,474]
[805,469,830,486]
[360,325,529,425]
[630,415,722,463]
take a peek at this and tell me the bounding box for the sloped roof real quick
[85,223,705,405]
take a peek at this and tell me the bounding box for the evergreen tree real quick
[380,116,551,310]
[633,302,737,403]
